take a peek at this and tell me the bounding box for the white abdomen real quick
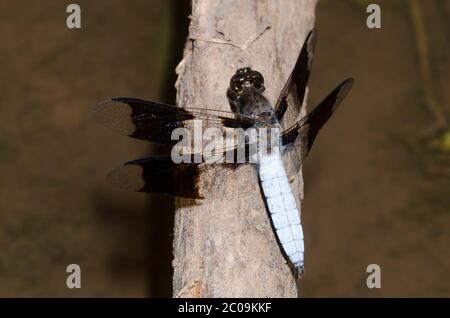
[258,151,304,274]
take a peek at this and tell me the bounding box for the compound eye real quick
[254,80,262,89]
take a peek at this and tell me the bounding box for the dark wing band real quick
[107,144,258,199]
[281,78,354,171]
[274,30,316,124]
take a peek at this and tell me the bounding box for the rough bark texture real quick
[173,0,317,298]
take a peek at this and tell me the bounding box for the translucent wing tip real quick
[92,98,110,115]
[345,77,355,87]
[306,29,316,58]
[91,97,136,136]
[306,29,316,45]
[92,97,134,116]
[337,78,355,103]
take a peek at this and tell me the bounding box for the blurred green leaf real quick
[430,131,450,153]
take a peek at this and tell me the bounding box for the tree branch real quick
[173,0,317,298]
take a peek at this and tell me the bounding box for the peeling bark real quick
[173,0,317,298]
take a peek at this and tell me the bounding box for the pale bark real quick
[173,0,317,298]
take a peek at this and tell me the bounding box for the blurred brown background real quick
[0,0,448,297]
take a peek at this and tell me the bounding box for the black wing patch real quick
[93,97,257,146]
[107,155,202,198]
[274,30,316,124]
[107,145,257,199]
[281,78,354,170]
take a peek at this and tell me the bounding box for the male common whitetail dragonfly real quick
[94,30,353,276]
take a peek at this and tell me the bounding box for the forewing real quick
[93,97,257,146]
[274,30,316,124]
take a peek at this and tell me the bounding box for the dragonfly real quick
[93,30,353,277]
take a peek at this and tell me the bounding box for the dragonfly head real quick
[227,67,265,100]
[227,67,272,117]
